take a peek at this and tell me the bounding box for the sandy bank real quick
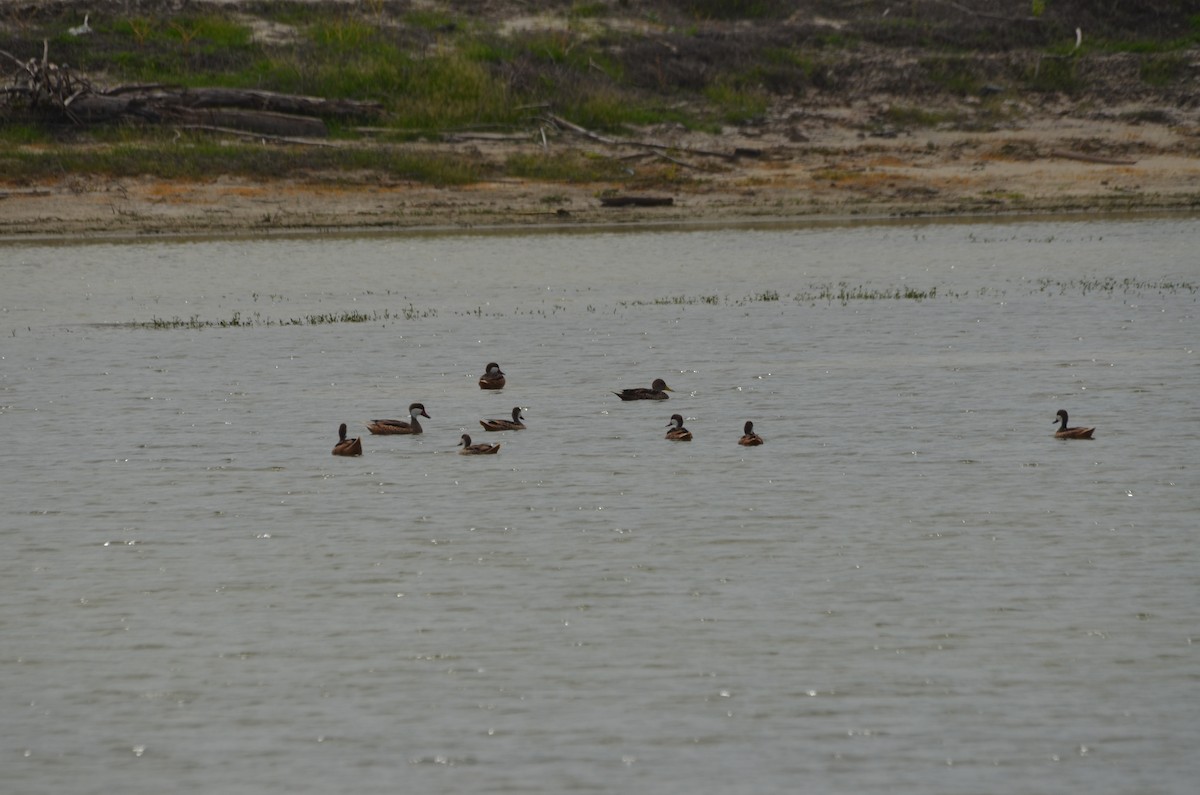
[2,113,1197,239]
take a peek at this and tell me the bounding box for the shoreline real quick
[3,114,1198,241]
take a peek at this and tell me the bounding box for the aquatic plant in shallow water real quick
[134,306,436,329]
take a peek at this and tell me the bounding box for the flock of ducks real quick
[331,369,767,457]
[332,365,1095,456]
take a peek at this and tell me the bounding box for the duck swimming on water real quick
[738,420,764,446]
[480,406,526,432]
[665,413,693,441]
[479,362,506,390]
[1053,409,1095,439]
[458,433,501,455]
[614,378,673,401]
[332,423,363,456]
[367,402,430,435]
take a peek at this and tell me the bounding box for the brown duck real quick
[665,413,693,441]
[614,378,673,401]
[367,402,429,435]
[458,433,501,455]
[738,420,764,446]
[479,362,506,390]
[1053,409,1095,439]
[480,406,526,432]
[332,423,363,456]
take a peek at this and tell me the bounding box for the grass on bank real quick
[0,134,639,186]
[2,3,1196,184]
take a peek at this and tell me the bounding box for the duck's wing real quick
[367,419,411,434]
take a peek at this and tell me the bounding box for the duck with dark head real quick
[458,433,501,455]
[614,378,673,401]
[1053,409,1095,439]
[480,406,526,432]
[367,402,430,435]
[332,423,363,456]
[479,362,506,390]
[665,413,693,441]
[738,421,764,446]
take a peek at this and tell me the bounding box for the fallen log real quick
[180,108,328,138]
[2,45,384,129]
[599,195,674,208]
[150,87,382,119]
[178,125,339,147]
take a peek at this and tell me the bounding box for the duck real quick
[332,423,363,456]
[738,420,764,446]
[614,378,673,401]
[1053,409,1095,439]
[665,413,693,441]
[480,406,526,432]
[479,362,506,390]
[367,402,430,435]
[458,433,501,455]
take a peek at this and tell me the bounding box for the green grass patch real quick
[0,124,53,145]
[1139,54,1189,87]
[703,82,770,125]
[506,151,628,182]
[0,137,486,186]
[883,104,955,128]
[569,3,611,20]
[403,9,464,32]
[1024,57,1079,94]
[921,56,984,96]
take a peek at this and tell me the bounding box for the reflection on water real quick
[2,218,1197,794]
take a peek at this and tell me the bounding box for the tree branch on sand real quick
[2,43,383,137]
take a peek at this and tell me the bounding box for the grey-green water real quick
[2,218,1197,794]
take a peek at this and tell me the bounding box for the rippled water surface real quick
[3,218,1198,794]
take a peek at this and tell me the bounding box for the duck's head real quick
[512,406,524,421]
[667,413,685,428]
[743,421,755,434]
[338,423,349,440]
[1054,409,1068,424]
[652,378,672,392]
[459,433,472,447]
[410,402,430,418]
[485,362,503,375]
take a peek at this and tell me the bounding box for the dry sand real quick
[2,110,1197,239]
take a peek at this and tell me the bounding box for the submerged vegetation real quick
[134,304,436,329]
[126,277,1193,329]
[2,1,1196,186]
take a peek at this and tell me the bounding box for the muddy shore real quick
[3,110,1197,240]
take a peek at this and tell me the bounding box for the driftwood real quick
[177,125,339,147]
[2,44,383,136]
[178,108,329,138]
[544,112,743,163]
[1050,149,1137,166]
[599,195,674,208]
[153,87,382,119]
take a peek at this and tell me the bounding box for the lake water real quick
[2,217,1197,794]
